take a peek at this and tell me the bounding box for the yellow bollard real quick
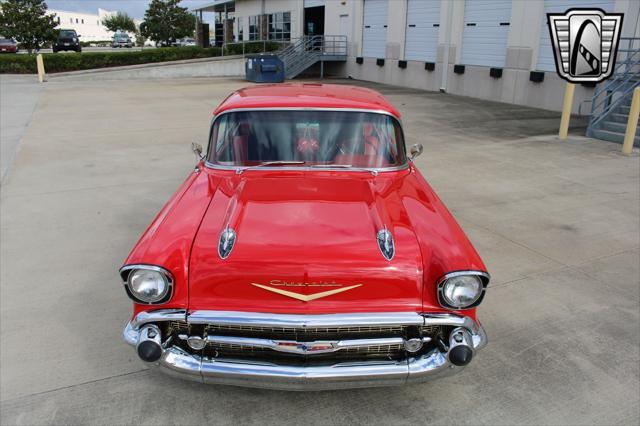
[36,53,45,83]
[622,87,640,155]
[559,82,575,140]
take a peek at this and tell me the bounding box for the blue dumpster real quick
[245,54,285,83]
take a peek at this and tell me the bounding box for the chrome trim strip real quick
[203,107,408,174]
[203,335,406,355]
[119,264,175,280]
[186,310,426,328]
[436,270,490,310]
[125,310,483,332]
[203,162,410,174]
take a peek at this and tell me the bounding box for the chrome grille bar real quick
[187,311,425,328]
[204,335,407,355]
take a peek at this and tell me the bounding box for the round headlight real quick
[440,274,484,309]
[127,268,170,303]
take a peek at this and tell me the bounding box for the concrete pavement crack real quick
[0,369,149,404]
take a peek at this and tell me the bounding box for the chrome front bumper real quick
[123,310,487,390]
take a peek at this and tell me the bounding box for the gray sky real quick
[46,1,214,19]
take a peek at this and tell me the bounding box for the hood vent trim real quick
[218,227,237,260]
[377,228,395,261]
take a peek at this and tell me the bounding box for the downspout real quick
[440,0,454,93]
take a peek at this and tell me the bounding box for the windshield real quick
[0,38,13,43]
[59,30,76,37]
[208,110,406,169]
[115,35,130,40]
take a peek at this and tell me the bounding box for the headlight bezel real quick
[120,264,174,305]
[437,271,490,310]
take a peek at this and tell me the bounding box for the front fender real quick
[122,166,217,317]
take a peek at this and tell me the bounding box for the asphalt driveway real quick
[0,77,638,425]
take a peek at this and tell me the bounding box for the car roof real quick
[213,83,400,118]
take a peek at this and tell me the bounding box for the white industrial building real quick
[48,8,139,42]
[194,0,640,113]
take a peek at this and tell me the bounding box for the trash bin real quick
[245,54,285,83]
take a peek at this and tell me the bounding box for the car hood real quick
[188,169,424,314]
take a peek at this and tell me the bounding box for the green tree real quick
[140,0,194,46]
[0,0,58,54]
[135,29,146,47]
[102,11,137,34]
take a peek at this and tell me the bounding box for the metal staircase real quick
[586,37,640,146]
[277,35,348,79]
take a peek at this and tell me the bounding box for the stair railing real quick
[275,35,347,79]
[588,37,640,130]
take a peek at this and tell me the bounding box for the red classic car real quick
[121,83,489,390]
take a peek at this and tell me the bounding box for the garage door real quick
[362,0,388,58]
[461,0,512,67]
[536,0,615,71]
[405,0,441,61]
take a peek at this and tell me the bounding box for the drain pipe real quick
[440,0,454,93]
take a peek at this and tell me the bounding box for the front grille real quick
[204,324,406,341]
[159,319,449,365]
[341,344,404,353]
[209,342,270,352]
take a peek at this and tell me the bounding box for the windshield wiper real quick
[309,164,379,176]
[309,164,352,168]
[236,161,306,174]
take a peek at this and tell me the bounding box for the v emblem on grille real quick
[251,283,362,302]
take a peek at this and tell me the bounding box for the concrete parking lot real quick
[0,76,638,425]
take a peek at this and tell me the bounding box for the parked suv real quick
[112,33,133,48]
[53,29,81,53]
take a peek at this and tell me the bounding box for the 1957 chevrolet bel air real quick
[120,83,489,390]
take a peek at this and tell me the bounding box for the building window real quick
[237,17,243,42]
[249,15,260,40]
[76,18,78,23]
[268,12,290,41]
[57,17,61,24]
[81,19,84,24]
[70,18,73,23]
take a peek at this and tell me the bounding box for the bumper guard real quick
[123,310,487,390]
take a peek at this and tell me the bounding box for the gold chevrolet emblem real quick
[251,282,362,302]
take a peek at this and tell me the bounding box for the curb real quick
[46,55,245,78]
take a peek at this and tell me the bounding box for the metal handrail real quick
[592,57,640,110]
[275,35,347,79]
[588,37,640,130]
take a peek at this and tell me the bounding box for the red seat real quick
[232,123,250,164]
[363,123,381,156]
[334,154,389,168]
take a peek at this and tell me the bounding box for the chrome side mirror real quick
[409,143,423,160]
[191,142,204,160]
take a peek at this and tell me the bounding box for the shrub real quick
[0,46,223,74]
[223,41,280,56]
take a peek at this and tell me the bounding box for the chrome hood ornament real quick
[218,227,236,259]
[377,228,395,261]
